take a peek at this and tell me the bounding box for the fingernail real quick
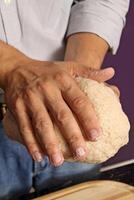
[89,129,100,141]
[33,151,43,162]
[75,147,86,157]
[51,153,63,166]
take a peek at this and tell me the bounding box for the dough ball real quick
[3,77,130,163]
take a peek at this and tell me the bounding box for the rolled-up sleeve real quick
[66,0,130,54]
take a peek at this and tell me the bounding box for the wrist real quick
[64,33,109,69]
[0,41,29,89]
[65,52,101,70]
[65,49,102,69]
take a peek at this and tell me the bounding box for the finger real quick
[65,62,115,82]
[87,67,115,82]
[42,83,89,160]
[25,89,64,167]
[55,61,115,82]
[74,66,115,82]
[3,110,23,143]
[13,98,44,162]
[55,72,101,141]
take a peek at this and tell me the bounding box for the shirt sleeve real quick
[66,0,130,54]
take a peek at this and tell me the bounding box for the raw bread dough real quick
[3,77,130,163]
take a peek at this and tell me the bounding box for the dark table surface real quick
[100,163,134,186]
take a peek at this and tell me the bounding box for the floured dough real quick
[3,77,130,163]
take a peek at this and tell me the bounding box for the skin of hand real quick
[3,77,120,158]
[4,78,120,161]
[1,55,115,166]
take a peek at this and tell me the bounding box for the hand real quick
[3,59,115,166]
[3,83,120,161]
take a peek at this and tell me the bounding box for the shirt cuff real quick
[66,1,129,54]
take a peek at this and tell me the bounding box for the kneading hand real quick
[3,58,115,166]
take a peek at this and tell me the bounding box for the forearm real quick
[0,41,28,89]
[64,33,108,69]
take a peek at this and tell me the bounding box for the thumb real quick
[87,67,115,82]
[56,62,115,82]
[71,63,115,82]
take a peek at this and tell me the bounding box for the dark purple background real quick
[103,0,134,165]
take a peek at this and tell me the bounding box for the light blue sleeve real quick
[67,0,130,54]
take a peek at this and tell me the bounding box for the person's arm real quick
[0,41,28,89]
[64,32,108,69]
[65,0,130,65]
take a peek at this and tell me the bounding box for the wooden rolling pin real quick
[33,180,134,200]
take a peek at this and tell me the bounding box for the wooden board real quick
[33,180,134,200]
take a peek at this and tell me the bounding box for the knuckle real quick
[72,95,87,109]
[83,118,93,126]
[27,142,37,150]
[68,135,80,145]
[54,71,73,92]
[83,118,97,131]
[35,118,50,133]
[37,78,51,92]
[56,109,70,126]
[42,80,51,90]
[25,141,38,153]
[20,126,31,136]
[45,142,58,153]
[23,88,33,99]
[54,71,68,83]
